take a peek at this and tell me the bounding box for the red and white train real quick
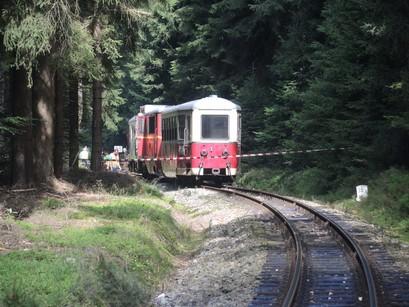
[128,95,241,183]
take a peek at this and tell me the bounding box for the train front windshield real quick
[201,115,229,139]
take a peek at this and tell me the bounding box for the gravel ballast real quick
[153,187,284,306]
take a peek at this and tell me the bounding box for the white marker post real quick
[356,185,368,202]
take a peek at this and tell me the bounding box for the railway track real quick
[203,185,379,307]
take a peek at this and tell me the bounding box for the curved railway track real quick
[203,185,379,307]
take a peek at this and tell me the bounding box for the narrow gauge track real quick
[293,200,409,306]
[203,185,302,306]
[203,185,378,307]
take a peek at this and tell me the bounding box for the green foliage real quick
[237,168,285,193]
[364,169,409,229]
[0,116,27,135]
[102,86,126,132]
[286,168,333,196]
[3,13,53,72]
[235,75,271,150]
[65,20,100,79]
[237,167,332,197]
[1,0,157,157]
[237,163,373,200]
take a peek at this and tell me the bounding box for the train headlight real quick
[200,149,208,157]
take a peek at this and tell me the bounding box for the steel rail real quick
[203,185,302,307]
[224,186,379,307]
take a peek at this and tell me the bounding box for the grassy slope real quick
[0,191,197,306]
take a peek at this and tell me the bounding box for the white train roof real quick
[141,95,241,115]
[140,105,168,114]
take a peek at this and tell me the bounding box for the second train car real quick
[128,95,241,182]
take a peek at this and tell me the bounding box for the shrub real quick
[361,168,409,240]
[236,168,285,193]
[237,167,333,197]
[285,168,332,196]
[366,168,409,216]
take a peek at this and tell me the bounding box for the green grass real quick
[2,196,197,306]
[108,182,163,198]
[0,250,79,306]
[331,169,409,242]
[79,198,171,221]
[42,197,65,209]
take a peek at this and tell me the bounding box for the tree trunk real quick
[91,79,103,171]
[32,55,55,184]
[69,77,79,169]
[11,68,33,187]
[54,71,65,178]
[1,69,18,185]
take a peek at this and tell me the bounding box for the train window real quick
[168,118,171,140]
[148,116,155,134]
[172,117,177,141]
[186,115,191,141]
[169,118,171,140]
[165,118,169,141]
[169,118,172,141]
[162,119,165,140]
[238,113,242,143]
[144,119,147,136]
[178,115,185,140]
[201,115,229,139]
[137,118,143,136]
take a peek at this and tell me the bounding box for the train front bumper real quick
[191,167,237,176]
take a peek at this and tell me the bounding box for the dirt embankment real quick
[0,170,140,253]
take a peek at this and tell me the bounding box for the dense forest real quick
[1,0,409,196]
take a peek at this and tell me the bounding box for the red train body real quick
[128,95,241,182]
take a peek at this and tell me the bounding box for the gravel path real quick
[153,187,283,307]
